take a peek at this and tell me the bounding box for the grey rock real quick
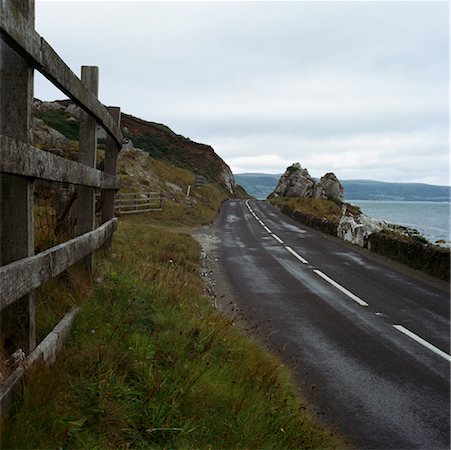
[337,209,386,247]
[320,172,344,200]
[65,103,81,119]
[41,101,64,111]
[221,166,236,194]
[33,118,69,149]
[121,138,134,150]
[271,163,326,199]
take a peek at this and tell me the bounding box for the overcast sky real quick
[34,1,449,184]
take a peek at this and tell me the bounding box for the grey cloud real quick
[34,1,449,185]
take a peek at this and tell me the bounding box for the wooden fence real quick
[194,175,207,189]
[0,0,122,414]
[115,191,164,215]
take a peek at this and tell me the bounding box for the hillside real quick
[236,173,451,202]
[34,99,236,195]
[342,179,451,202]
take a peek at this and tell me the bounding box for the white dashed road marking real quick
[393,325,451,362]
[285,246,309,264]
[313,269,369,307]
[271,234,284,244]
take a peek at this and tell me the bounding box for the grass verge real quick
[1,202,342,448]
[269,196,344,223]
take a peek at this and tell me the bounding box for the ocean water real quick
[349,200,450,246]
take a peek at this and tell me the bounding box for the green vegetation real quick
[269,196,361,224]
[379,226,429,245]
[148,185,228,227]
[270,196,342,223]
[35,110,79,141]
[235,184,252,199]
[2,201,341,448]
[125,131,175,160]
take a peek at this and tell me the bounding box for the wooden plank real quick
[26,307,78,366]
[0,134,119,189]
[0,1,123,147]
[117,204,159,210]
[118,192,160,197]
[102,107,121,248]
[0,218,117,311]
[115,198,159,204]
[0,0,35,355]
[0,308,78,419]
[116,208,163,215]
[117,204,162,210]
[77,66,98,272]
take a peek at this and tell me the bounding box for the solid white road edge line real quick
[393,325,451,362]
[313,269,369,307]
[285,246,309,264]
[271,234,284,244]
[263,226,272,233]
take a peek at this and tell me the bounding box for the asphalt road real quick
[216,199,450,449]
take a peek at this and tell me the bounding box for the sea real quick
[349,200,450,247]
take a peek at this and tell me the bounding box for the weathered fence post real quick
[77,66,99,272]
[101,107,121,248]
[0,0,36,355]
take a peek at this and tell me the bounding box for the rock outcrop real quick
[270,163,388,247]
[33,117,69,154]
[337,209,386,247]
[320,172,344,200]
[221,166,236,194]
[270,163,326,199]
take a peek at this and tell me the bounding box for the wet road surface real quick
[216,199,450,449]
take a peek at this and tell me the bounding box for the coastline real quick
[348,199,450,247]
[271,200,450,282]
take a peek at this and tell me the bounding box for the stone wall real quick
[367,232,450,281]
[280,206,338,236]
[278,204,450,281]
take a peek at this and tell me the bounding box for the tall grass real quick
[2,185,343,448]
[269,196,343,223]
[2,217,342,448]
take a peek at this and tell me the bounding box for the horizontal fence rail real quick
[0,218,118,311]
[0,308,78,412]
[115,192,164,214]
[0,135,120,189]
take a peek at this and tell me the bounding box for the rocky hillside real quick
[33,99,237,195]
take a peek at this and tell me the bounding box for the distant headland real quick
[235,173,451,202]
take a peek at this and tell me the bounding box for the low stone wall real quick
[367,232,450,281]
[278,205,450,282]
[280,206,338,236]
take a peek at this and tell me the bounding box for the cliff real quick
[34,99,237,195]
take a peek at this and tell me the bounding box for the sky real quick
[34,1,449,185]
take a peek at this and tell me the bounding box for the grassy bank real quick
[2,195,342,448]
[269,196,360,224]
